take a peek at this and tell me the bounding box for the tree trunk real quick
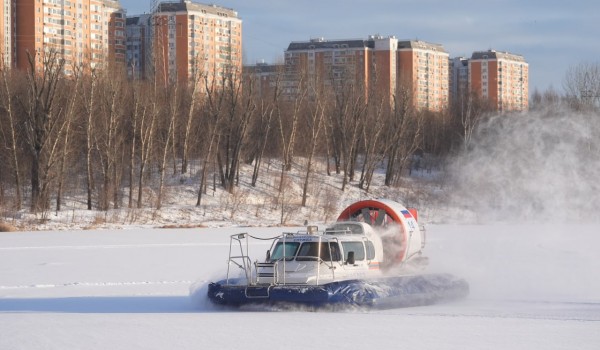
[0,70,22,210]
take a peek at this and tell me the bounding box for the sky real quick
[122,0,599,94]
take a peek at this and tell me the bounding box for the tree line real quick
[0,53,596,216]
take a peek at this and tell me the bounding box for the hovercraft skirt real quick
[207,273,469,309]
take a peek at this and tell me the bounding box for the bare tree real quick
[0,65,22,210]
[55,66,82,211]
[81,69,98,210]
[358,95,387,191]
[197,68,226,206]
[136,80,159,208]
[275,73,305,201]
[384,86,421,186]
[249,96,276,187]
[300,78,326,206]
[531,86,562,111]
[419,109,455,163]
[279,74,306,167]
[180,58,204,175]
[248,70,281,187]
[542,87,562,107]
[19,50,66,211]
[454,91,490,152]
[216,70,256,193]
[156,82,179,209]
[94,70,128,210]
[128,81,142,208]
[563,62,600,111]
[328,72,367,191]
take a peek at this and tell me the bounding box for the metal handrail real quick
[225,231,341,287]
[254,260,279,284]
[226,233,252,285]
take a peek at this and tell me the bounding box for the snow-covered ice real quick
[1,224,598,350]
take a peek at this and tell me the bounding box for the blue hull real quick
[207,273,469,309]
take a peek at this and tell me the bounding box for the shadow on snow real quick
[0,295,214,314]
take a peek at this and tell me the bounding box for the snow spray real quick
[439,107,600,301]
[447,107,600,223]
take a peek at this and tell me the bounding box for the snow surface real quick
[1,224,599,350]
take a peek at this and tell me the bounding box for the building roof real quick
[243,63,284,74]
[451,57,469,67]
[156,1,239,18]
[126,14,152,26]
[471,50,526,62]
[126,16,141,25]
[102,0,124,10]
[397,40,447,53]
[287,38,374,51]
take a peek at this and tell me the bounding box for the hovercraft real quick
[207,199,469,309]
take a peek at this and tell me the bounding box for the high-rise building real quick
[373,36,399,101]
[283,36,449,111]
[397,40,449,112]
[284,37,371,98]
[11,0,126,74]
[284,35,400,102]
[449,57,469,104]
[1,0,12,68]
[125,14,151,79]
[106,2,127,68]
[242,62,284,98]
[469,50,529,111]
[143,0,242,85]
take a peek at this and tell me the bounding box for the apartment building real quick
[284,37,371,98]
[283,36,449,111]
[284,35,399,102]
[10,0,125,74]
[125,14,151,79]
[469,50,529,111]
[397,40,449,112]
[449,57,469,104]
[1,1,11,68]
[242,62,284,98]
[105,2,126,67]
[373,36,399,101]
[142,0,242,85]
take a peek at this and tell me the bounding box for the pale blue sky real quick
[121,0,600,94]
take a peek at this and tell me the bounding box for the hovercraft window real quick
[341,242,365,261]
[365,241,375,260]
[296,242,341,262]
[270,242,300,261]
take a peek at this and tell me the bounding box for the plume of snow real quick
[448,108,600,223]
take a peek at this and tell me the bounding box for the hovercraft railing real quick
[225,232,289,286]
[254,261,279,284]
[225,233,253,286]
[225,231,339,287]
